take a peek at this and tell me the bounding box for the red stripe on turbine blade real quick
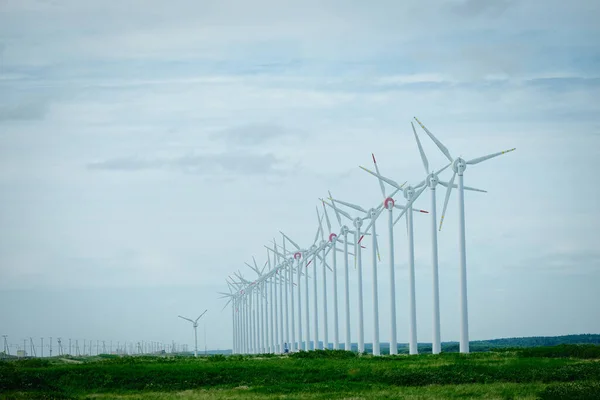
[358,235,365,244]
[420,210,429,213]
[306,260,312,267]
[372,153,376,164]
[361,245,367,249]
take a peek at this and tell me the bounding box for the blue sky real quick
[1,0,599,353]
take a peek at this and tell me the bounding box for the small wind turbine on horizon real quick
[178,309,207,357]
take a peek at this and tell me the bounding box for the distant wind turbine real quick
[178,309,207,357]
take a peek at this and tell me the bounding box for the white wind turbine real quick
[219,279,244,354]
[266,248,275,353]
[329,195,384,355]
[358,154,409,355]
[320,200,355,350]
[265,241,295,352]
[414,117,515,354]
[280,232,308,352]
[245,257,268,353]
[178,309,207,357]
[280,232,299,352]
[232,272,254,354]
[359,163,437,355]
[322,194,363,352]
[326,195,374,354]
[314,206,343,350]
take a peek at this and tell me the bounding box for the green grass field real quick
[1,345,600,399]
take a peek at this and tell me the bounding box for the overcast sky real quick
[1,0,599,354]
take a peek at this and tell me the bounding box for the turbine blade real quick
[221,299,232,311]
[439,181,487,193]
[245,261,261,276]
[330,197,367,214]
[195,309,208,322]
[327,190,343,225]
[178,315,194,323]
[393,185,427,226]
[313,215,321,245]
[322,200,332,233]
[411,208,429,213]
[466,148,516,165]
[371,153,387,199]
[414,117,454,163]
[261,260,268,274]
[359,166,404,191]
[326,196,354,221]
[435,163,452,176]
[439,170,457,231]
[280,231,301,250]
[316,206,325,240]
[411,121,430,173]
[464,185,487,193]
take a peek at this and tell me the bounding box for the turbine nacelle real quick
[340,225,349,235]
[368,208,379,218]
[328,233,338,242]
[294,252,302,260]
[403,186,416,201]
[353,217,363,228]
[453,157,467,174]
[427,173,439,188]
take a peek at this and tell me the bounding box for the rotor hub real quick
[453,157,466,174]
[329,233,338,242]
[428,173,439,188]
[294,252,302,260]
[404,186,415,200]
[353,217,363,228]
[384,197,395,210]
[341,225,349,235]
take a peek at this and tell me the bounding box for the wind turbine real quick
[326,194,372,354]
[178,310,208,357]
[219,278,245,354]
[414,117,515,354]
[358,154,408,355]
[328,195,384,355]
[321,200,345,350]
[359,163,433,355]
[322,194,360,352]
[280,231,309,352]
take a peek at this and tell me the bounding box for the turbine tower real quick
[178,309,207,357]
[415,117,515,354]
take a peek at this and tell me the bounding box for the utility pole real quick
[50,337,53,357]
[41,338,44,357]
